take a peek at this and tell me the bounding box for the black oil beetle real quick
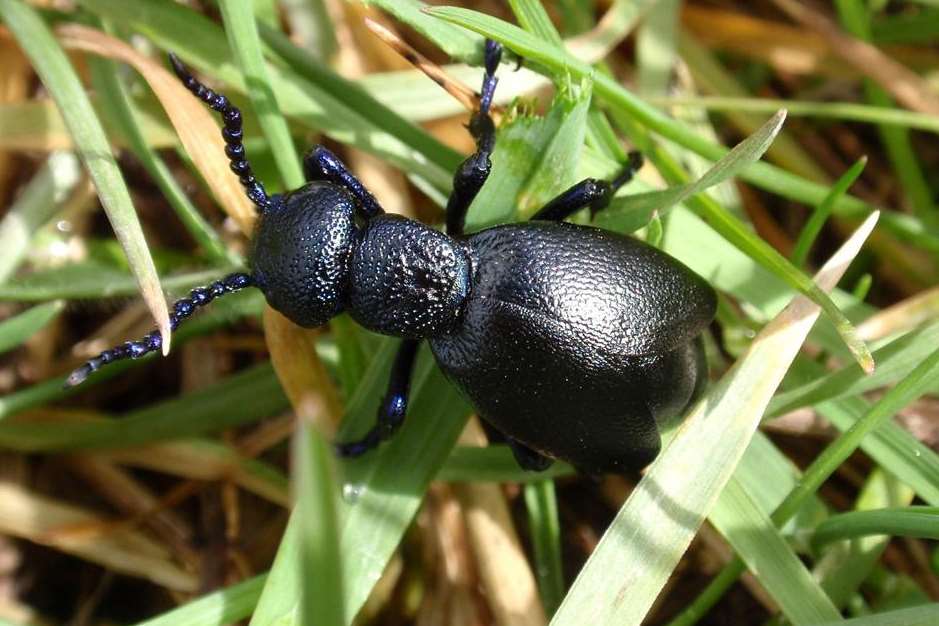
[67,40,716,475]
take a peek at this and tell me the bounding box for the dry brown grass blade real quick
[0,35,30,198]
[55,23,256,236]
[95,441,291,507]
[857,286,939,341]
[364,17,478,113]
[771,0,939,116]
[681,5,939,79]
[453,419,547,626]
[0,481,197,592]
[263,307,343,437]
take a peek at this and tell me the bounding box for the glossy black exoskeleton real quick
[67,41,716,475]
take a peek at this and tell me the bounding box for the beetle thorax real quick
[346,214,471,339]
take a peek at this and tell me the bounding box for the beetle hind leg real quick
[336,339,420,458]
[507,438,555,472]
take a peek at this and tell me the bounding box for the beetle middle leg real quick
[531,151,644,222]
[336,339,420,457]
[446,39,502,237]
[507,438,555,472]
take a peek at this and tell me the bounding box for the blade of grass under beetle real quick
[55,23,257,235]
[0,0,171,352]
[595,110,786,233]
[218,0,304,189]
[256,306,344,625]
[248,340,472,625]
[549,213,878,625]
[812,506,939,549]
[0,301,64,355]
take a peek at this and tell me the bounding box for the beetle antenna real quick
[168,53,271,211]
[64,272,254,388]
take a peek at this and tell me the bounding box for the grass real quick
[1,1,939,625]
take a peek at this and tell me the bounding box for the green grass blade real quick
[0,362,285,448]
[0,301,64,355]
[218,0,304,189]
[0,151,81,282]
[132,575,266,626]
[294,423,344,626]
[791,157,867,268]
[77,0,456,190]
[710,478,840,623]
[439,447,574,482]
[549,212,878,625]
[813,506,939,549]
[597,110,785,232]
[810,604,939,626]
[524,480,565,616]
[0,0,171,348]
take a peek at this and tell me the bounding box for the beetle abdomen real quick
[429,222,716,474]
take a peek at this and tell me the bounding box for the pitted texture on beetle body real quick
[430,221,717,474]
[347,215,471,338]
[251,182,357,328]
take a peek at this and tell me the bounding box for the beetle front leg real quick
[303,146,385,219]
[446,39,502,236]
[531,151,643,222]
[336,339,420,457]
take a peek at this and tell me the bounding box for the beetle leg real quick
[336,339,420,457]
[302,146,385,219]
[168,54,271,211]
[507,438,555,472]
[446,39,502,236]
[531,151,643,222]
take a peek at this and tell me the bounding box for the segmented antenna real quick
[168,53,271,211]
[65,273,254,387]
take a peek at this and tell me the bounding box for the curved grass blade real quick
[550,213,878,625]
[596,110,786,232]
[791,156,867,268]
[0,0,170,351]
[0,301,64,355]
[810,604,939,626]
[812,506,939,550]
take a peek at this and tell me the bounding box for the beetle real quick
[66,40,716,475]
